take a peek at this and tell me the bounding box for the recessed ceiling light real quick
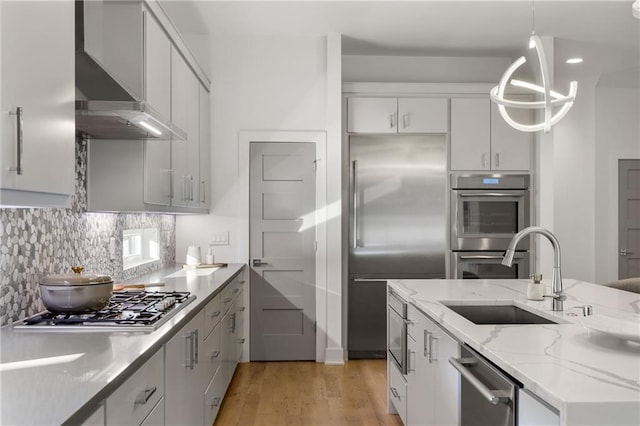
[566,58,583,64]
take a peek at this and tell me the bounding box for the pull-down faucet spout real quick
[502,226,565,311]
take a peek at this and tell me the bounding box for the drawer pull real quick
[237,338,246,344]
[135,386,157,405]
[232,288,240,294]
[239,306,246,312]
[390,387,400,399]
[211,350,221,358]
[209,311,221,318]
[211,397,221,407]
[224,297,233,303]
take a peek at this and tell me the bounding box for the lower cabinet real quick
[391,303,460,426]
[165,310,206,426]
[106,348,165,425]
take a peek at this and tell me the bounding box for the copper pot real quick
[39,266,114,313]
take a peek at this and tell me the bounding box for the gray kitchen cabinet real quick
[348,97,448,134]
[0,0,75,207]
[106,348,164,426]
[451,97,531,171]
[170,47,200,208]
[406,304,459,426]
[165,310,206,426]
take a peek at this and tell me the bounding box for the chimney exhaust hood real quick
[75,0,186,141]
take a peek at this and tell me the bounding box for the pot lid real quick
[40,266,113,286]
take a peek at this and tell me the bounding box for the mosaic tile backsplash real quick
[0,138,176,326]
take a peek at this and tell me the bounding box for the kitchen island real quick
[0,263,246,425]
[388,278,640,426]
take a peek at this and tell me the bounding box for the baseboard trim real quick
[324,347,345,365]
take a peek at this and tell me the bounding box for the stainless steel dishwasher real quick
[449,345,520,426]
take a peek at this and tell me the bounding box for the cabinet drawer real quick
[221,276,241,312]
[389,362,407,424]
[204,294,222,338]
[406,304,429,340]
[106,349,164,426]
[204,368,226,426]
[202,322,222,380]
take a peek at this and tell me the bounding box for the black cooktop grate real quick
[15,291,195,330]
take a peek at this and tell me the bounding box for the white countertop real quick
[388,278,640,426]
[0,264,245,426]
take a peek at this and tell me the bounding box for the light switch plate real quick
[210,231,229,246]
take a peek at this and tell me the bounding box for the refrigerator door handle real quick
[352,160,359,249]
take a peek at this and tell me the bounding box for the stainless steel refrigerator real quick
[348,134,447,359]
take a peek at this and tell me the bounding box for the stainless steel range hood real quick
[75,0,185,141]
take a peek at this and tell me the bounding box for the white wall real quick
[176,34,345,361]
[343,54,514,83]
[594,86,640,283]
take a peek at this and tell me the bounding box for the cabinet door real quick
[347,97,398,133]
[165,311,205,426]
[450,98,491,170]
[197,85,211,209]
[398,98,449,134]
[143,8,171,120]
[407,331,435,426]
[490,100,531,171]
[171,48,199,207]
[0,0,75,206]
[144,140,171,206]
[431,323,460,426]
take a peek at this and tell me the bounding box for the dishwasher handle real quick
[449,357,512,406]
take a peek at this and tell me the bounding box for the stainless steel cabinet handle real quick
[185,333,194,369]
[224,297,232,304]
[193,329,199,364]
[482,152,489,169]
[9,107,23,175]
[449,357,511,405]
[424,330,431,357]
[134,386,157,405]
[211,350,221,358]
[402,112,410,128]
[407,350,416,372]
[237,338,246,344]
[209,311,221,319]
[390,387,400,399]
[495,152,501,167]
[428,335,439,363]
[200,180,205,203]
[352,160,359,249]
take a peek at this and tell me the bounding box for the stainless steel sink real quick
[444,304,559,325]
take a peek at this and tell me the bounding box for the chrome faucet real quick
[502,226,566,311]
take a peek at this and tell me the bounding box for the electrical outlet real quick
[109,237,117,261]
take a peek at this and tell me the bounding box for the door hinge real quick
[314,241,318,252]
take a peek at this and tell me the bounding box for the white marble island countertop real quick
[389,278,640,426]
[0,263,245,426]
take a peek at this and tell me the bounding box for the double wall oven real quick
[450,174,531,279]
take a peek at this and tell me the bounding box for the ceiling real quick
[161,0,639,78]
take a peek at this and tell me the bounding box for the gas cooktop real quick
[13,290,196,332]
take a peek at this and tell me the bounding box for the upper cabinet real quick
[347,97,448,134]
[451,97,531,171]
[85,0,211,213]
[0,0,75,207]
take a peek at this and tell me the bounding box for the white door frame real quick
[239,130,328,362]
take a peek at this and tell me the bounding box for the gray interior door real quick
[619,159,640,279]
[250,142,316,360]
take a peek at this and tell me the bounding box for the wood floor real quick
[214,360,403,426]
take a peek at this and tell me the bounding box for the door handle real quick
[620,249,634,256]
[9,107,23,175]
[252,259,268,267]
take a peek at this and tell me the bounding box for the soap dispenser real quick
[527,273,544,300]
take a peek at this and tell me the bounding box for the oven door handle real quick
[449,357,511,405]
[457,192,524,197]
[459,253,526,260]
